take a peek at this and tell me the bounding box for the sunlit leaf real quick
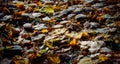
[44,7,54,14]
[41,29,48,33]
[74,32,82,39]
[69,39,78,46]
[16,2,24,9]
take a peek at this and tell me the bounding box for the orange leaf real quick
[82,32,89,38]
[16,2,24,9]
[37,2,43,7]
[69,39,78,46]
[41,29,48,33]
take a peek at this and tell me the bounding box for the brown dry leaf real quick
[103,7,110,13]
[5,23,11,30]
[69,39,78,46]
[50,5,61,11]
[48,18,54,23]
[34,0,39,2]
[115,21,120,26]
[4,7,10,13]
[21,33,30,39]
[47,54,60,64]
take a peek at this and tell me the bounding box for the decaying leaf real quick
[21,33,30,39]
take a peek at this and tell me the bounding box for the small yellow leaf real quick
[45,42,52,49]
[41,29,48,33]
[44,7,54,14]
[69,39,78,46]
[36,52,41,57]
[99,54,109,62]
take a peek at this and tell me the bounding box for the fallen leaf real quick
[82,32,89,38]
[45,41,52,49]
[44,7,54,14]
[47,54,60,64]
[37,2,43,7]
[69,39,78,46]
[41,29,48,33]
[74,32,82,39]
[16,2,24,9]
[98,54,109,62]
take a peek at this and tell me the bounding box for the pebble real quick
[23,23,32,29]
